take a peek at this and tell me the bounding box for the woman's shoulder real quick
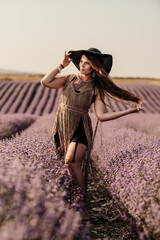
[62,74,76,90]
[65,73,77,82]
[91,86,105,103]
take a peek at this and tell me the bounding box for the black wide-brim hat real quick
[68,48,113,74]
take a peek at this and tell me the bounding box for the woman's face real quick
[79,55,93,75]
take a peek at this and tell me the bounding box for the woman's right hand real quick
[61,50,73,68]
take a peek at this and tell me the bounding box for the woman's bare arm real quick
[94,92,142,122]
[40,51,72,89]
[40,68,69,89]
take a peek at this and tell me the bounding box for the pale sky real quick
[0,0,160,78]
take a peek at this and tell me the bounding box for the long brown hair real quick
[83,52,142,108]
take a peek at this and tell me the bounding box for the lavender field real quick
[0,79,160,239]
[1,80,160,115]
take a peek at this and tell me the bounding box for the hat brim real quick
[68,50,113,74]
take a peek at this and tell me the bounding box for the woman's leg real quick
[65,141,87,193]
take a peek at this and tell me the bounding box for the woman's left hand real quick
[133,103,143,112]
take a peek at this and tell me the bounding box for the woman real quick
[41,48,142,200]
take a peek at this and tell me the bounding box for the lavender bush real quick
[0,113,38,140]
[90,112,160,239]
[0,114,90,240]
[113,112,160,137]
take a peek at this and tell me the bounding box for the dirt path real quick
[84,166,139,240]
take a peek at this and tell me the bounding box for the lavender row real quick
[109,112,160,137]
[18,82,39,114]
[90,112,160,239]
[0,114,89,240]
[0,80,160,115]
[0,113,38,140]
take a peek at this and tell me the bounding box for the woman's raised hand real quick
[61,50,73,68]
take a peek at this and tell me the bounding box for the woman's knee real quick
[65,155,73,172]
[65,162,81,172]
[65,153,72,165]
[65,142,87,167]
[65,155,80,169]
